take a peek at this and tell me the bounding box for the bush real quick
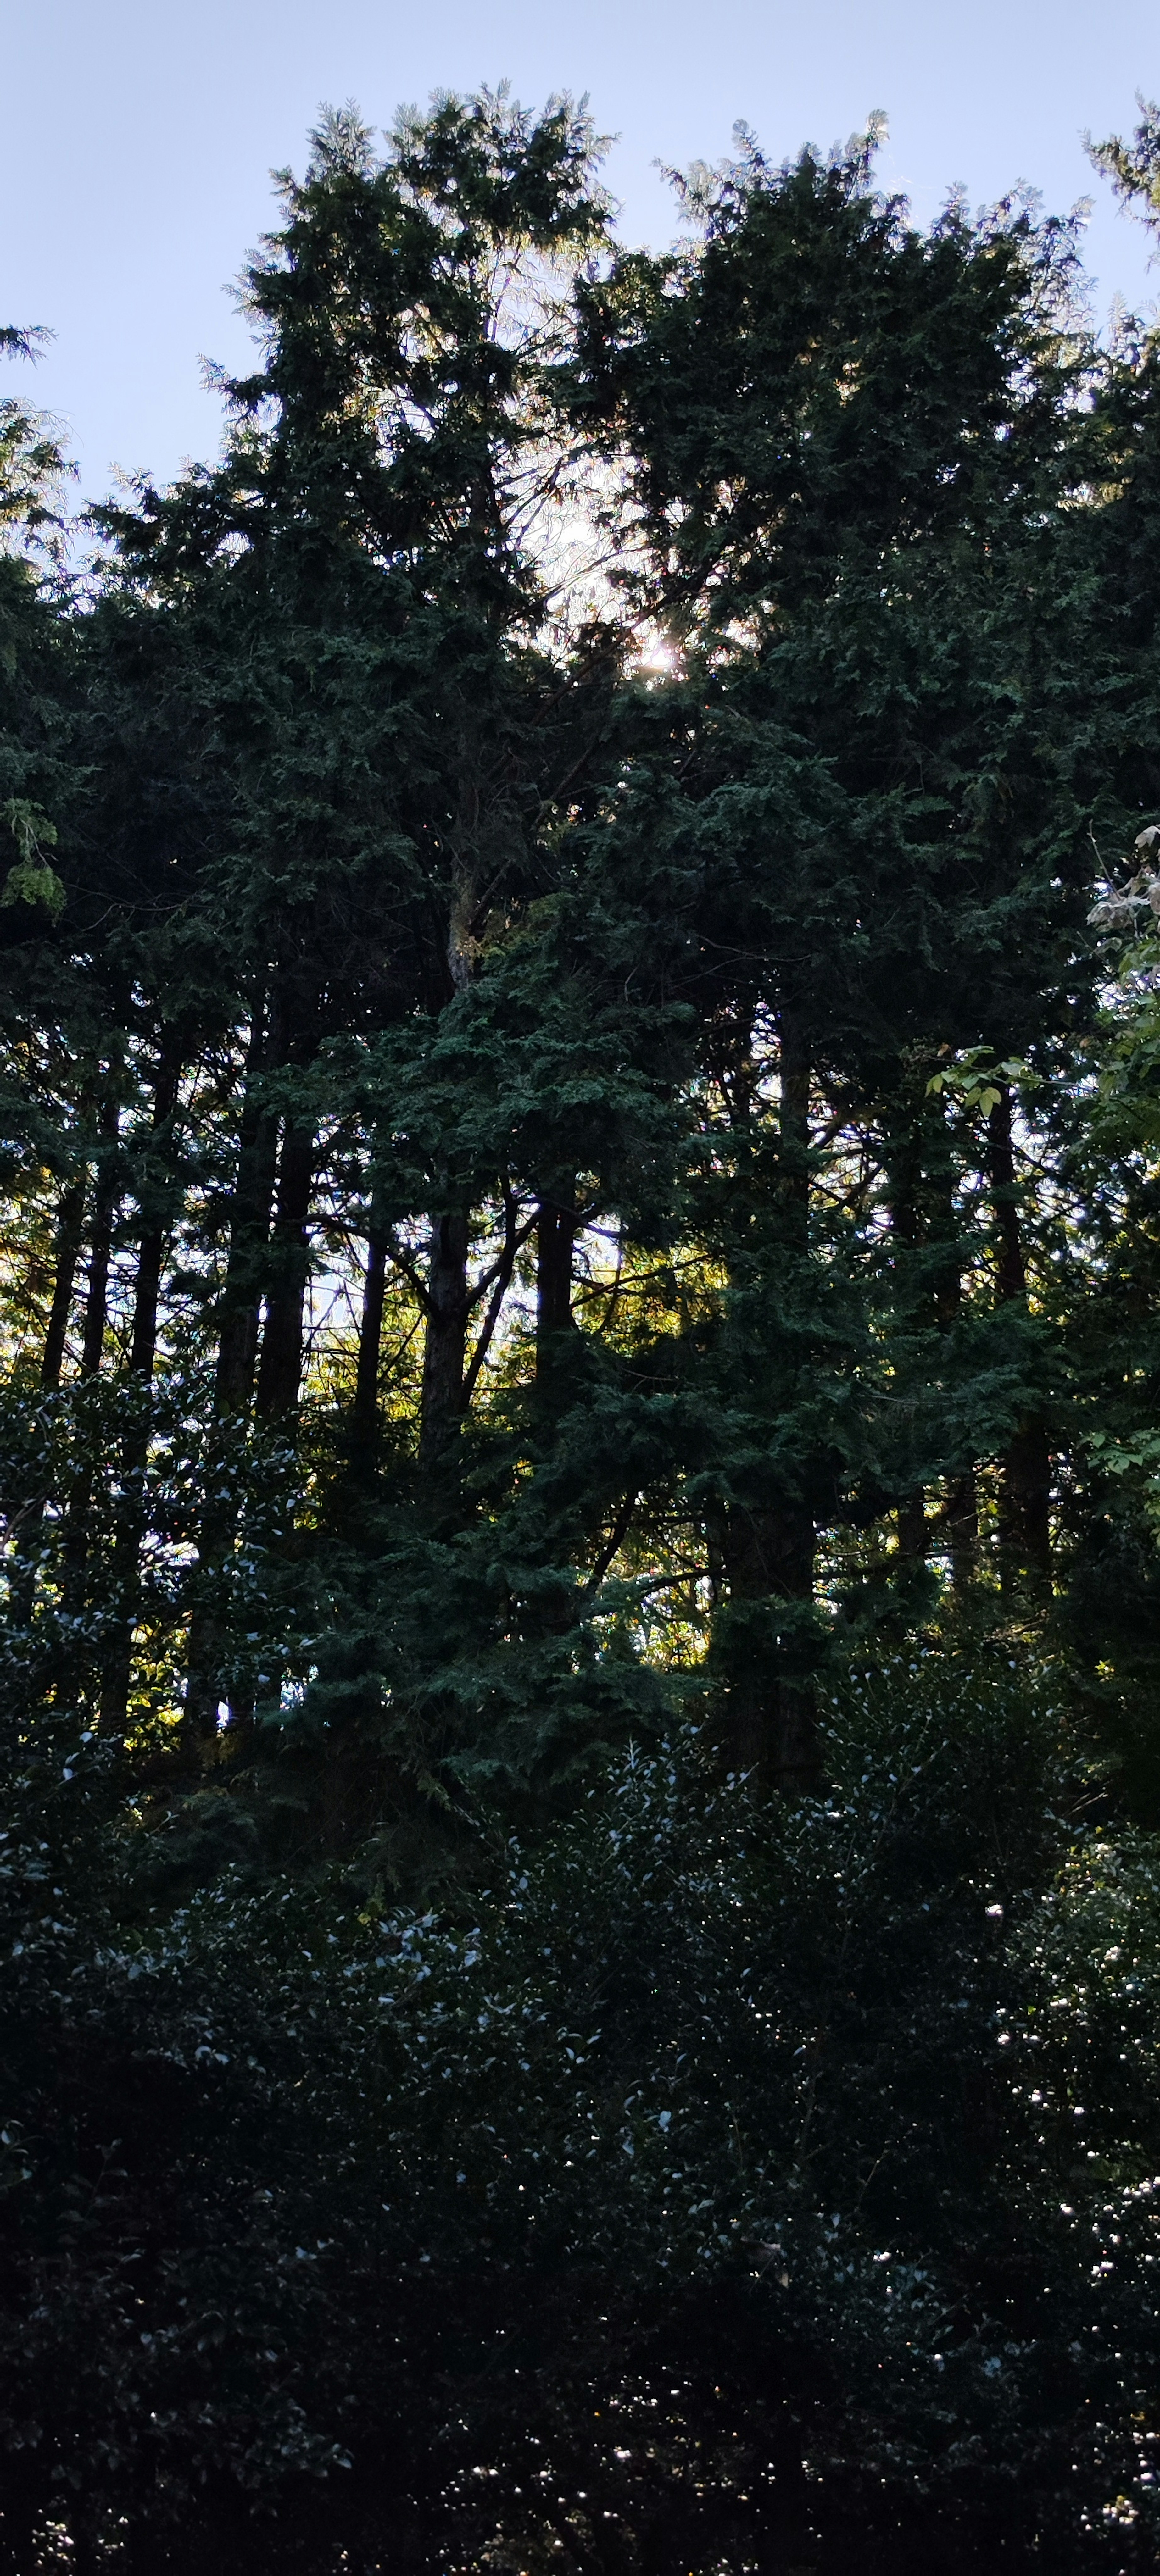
[2,1660,1159,2570]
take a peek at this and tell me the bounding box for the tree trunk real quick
[771,1008,818,1786]
[946,1472,979,1592]
[214,999,279,1413]
[79,1090,120,1376]
[40,1166,86,1388]
[62,1085,121,1630]
[7,1158,89,1633]
[254,1117,315,1420]
[886,1096,928,1564]
[720,1502,818,1790]
[126,1030,182,1379]
[988,1087,1051,1584]
[887,1083,979,1591]
[185,999,279,1754]
[719,1010,818,1792]
[418,1203,469,1472]
[929,1111,977,1594]
[535,1184,576,1382]
[778,1009,811,1235]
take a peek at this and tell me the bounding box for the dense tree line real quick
[5,86,1160,2569]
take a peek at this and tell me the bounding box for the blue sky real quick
[6,0,1160,502]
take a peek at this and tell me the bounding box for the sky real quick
[4,0,1160,504]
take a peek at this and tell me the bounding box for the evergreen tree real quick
[5,89,1160,2571]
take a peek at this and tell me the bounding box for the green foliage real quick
[3,1663,1160,2568]
[7,83,1160,2568]
[0,802,64,921]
